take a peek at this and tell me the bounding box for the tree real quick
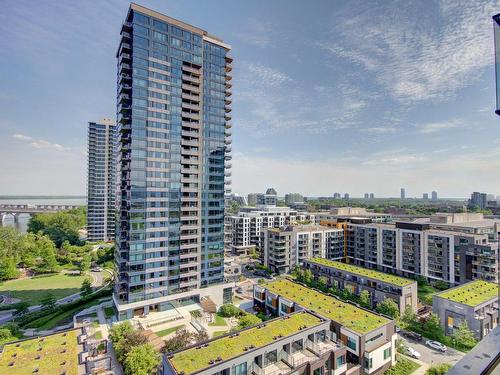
[303,269,313,285]
[41,293,57,310]
[359,290,371,308]
[425,363,452,375]
[13,302,30,317]
[124,344,161,375]
[236,314,261,329]
[422,313,444,340]
[80,278,93,297]
[317,276,328,291]
[192,329,209,343]
[218,304,244,317]
[163,328,193,353]
[79,254,91,274]
[33,234,59,273]
[400,306,417,328]
[109,321,134,344]
[115,331,149,362]
[451,321,477,350]
[0,257,20,281]
[375,298,400,319]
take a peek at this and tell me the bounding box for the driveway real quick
[398,334,465,367]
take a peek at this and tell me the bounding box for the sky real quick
[0,0,500,198]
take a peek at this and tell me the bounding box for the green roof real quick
[0,330,79,375]
[169,311,322,375]
[308,258,414,287]
[435,280,499,307]
[263,279,390,334]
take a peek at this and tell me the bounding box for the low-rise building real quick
[163,310,348,375]
[262,225,344,274]
[303,258,417,313]
[254,279,396,375]
[432,280,499,340]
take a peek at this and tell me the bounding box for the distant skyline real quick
[1,0,499,197]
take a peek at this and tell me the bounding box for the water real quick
[0,197,86,233]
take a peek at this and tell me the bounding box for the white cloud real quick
[12,133,71,152]
[235,19,274,48]
[415,119,462,134]
[361,127,398,134]
[320,0,496,104]
[246,63,292,87]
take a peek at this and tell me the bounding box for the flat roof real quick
[435,280,499,307]
[263,279,390,334]
[308,258,415,287]
[0,329,80,375]
[168,311,322,375]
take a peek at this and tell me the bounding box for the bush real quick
[425,364,452,375]
[384,356,420,375]
[236,314,261,329]
[218,304,244,317]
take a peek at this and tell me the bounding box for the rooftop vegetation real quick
[308,258,414,287]
[169,311,321,375]
[263,279,390,334]
[435,280,499,307]
[0,330,79,375]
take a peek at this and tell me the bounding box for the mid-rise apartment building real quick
[285,193,304,205]
[432,280,499,340]
[303,258,418,313]
[114,4,233,319]
[225,206,316,255]
[261,225,344,274]
[163,311,348,375]
[345,213,499,286]
[87,119,117,242]
[254,279,397,375]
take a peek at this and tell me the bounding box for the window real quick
[153,19,168,32]
[233,362,246,375]
[336,355,345,367]
[133,24,149,37]
[133,12,149,25]
[347,337,356,351]
[384,347,391,360]
[364,357,372,370]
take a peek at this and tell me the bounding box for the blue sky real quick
[0,0,499,198]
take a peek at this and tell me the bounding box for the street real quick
[398,333,465,367]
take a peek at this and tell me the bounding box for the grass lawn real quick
[94,331,103,340]
[0,273,87,305]
[208,314,226,327]
[156,324,186,337]
[212,330,227,338]
[0,329,79,375]
[384,355,420,375]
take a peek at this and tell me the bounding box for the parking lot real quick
[398,333,465,367]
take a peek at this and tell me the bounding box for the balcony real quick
[182,74,200,84]
[118,93,131,103]
[182,83,200,93]
[225,122,232,129]
[182,65,201,75]
[224,138,232,145]
[182,92,200,102]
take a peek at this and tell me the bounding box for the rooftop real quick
[262,279,390,334]
[435,280,499,307]
[0,329,80,375]
[308,258,414,287]
[168,311,322,375]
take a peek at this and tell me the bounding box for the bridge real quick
[0,204,83,222]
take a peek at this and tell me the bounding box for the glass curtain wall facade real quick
[115,4,232,319]
[87,119,117,242]
[494,14,500,115]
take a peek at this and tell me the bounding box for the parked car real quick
[92,266,103,272]
[403,330,422,342]
[425,340,447,352]
[406,347,421,359]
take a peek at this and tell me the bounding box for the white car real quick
[406,347,421,359]
[425,340,447,352]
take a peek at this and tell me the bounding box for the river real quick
[0,197,86,233]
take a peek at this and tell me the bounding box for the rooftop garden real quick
[435,280,499,307]
[169,311,321,375]
[263,279,390,334]
[0,329,79,375]
[308,258,414,287]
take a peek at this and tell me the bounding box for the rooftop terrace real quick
[435,280,499,307]
[0,329,80,375]
[168,311,322,375]
[308,258,414,287]
[263,279,390,334]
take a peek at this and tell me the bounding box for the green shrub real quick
[218,304,244,317]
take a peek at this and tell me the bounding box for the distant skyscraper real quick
[364,193,369,199]
[343,193,349,200]
[333,192,341,199]
[115,4,233,319]
[400,188,406,200]
[87,119,116,242]
[247,193,258,206]
[469,192,487,209]
[493,13,500,115]
[285,193,304,205]
[422,193,429,200]
[369,193,374,199]
[431,191,438,201]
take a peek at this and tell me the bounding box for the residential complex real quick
[495,13,500,115]
[432,280,499,340]
[285,192,304,205]
[224,206,317,255]
[254,279,396,374]
[303,258,417,313]
[262,225,344,274]
[114,4,233,320]
[87,118,116,242]
[163,311,348,375]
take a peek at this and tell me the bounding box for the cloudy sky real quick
[0,0,499,198]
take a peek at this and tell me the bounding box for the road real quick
[398,333,465,367]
